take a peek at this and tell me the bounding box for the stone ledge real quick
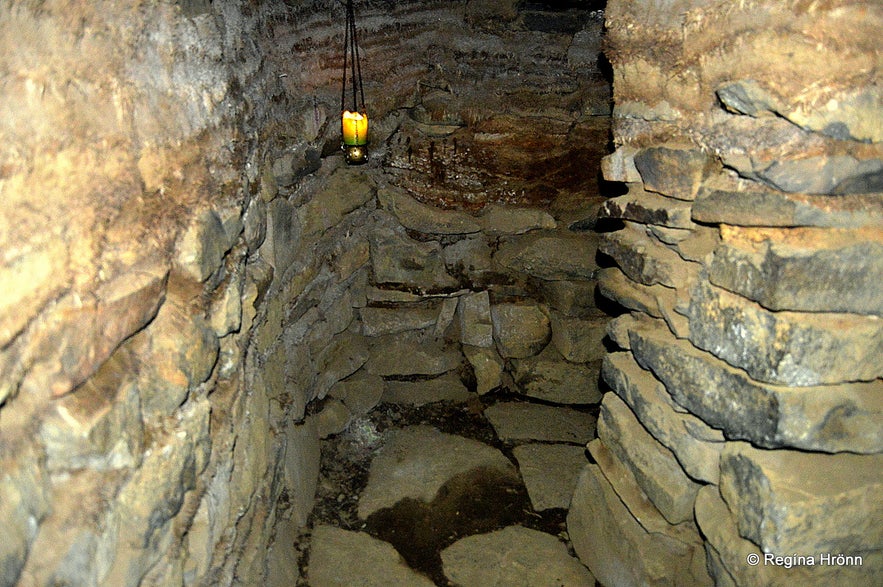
[598,185,695,228]
[599,223,698,289]
[633,145,717,201]
[598,393,702,525]
[708,225,883,315]
[693,178,883,229]
[719,443,883,556]
[696,485,883,587]
[602,351,724,483]
[597,266,691,337]
[567,462,712,587]
[685,277,883,386]
[625,313,883,453]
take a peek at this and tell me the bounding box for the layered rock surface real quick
[576,1,883,586]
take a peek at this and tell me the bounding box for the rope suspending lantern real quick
[340,0,368,165]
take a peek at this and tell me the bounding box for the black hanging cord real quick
[340,0,365,114]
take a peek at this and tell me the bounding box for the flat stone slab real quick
[382,372,472,406]
[602,351,724,483]
[625,313,883,453]
[366,332,463,377]
[484,402,596,444]
[378,186,481,235]
[494,233,600,281]
[599,223,694,289]
[477,204,557,235]
[633,145,714,201]
[463,344,504,395]
[696,485,883,587]
[512,347,603,405]
[307,525,435,587]
[360,306,440,337]
[685,277,883,386]
[357,425,517,519]
[598,185,695,228]
[441,526,595,587]
[719,442,883,555]
[512,443,588,510]
[708,225,883,315]
[491,302,551,359]
[567,462,710,587]
[693,175,883,230]
[599,393,701,525]
[549,311,608,364]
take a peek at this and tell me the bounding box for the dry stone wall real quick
[567,1,883,586]
[0,1,609,586]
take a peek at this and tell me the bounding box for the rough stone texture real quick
[369,219,459,292]
[512,346,603,405]
[599,186,695,229]
[491,302,551,359]
[328,372,385,417]
[357,426,517,520]
[0,2,614,585]
[462,344,505,395]
[378,186,481,235]
[494,233,601,281]
[360,305,439,337]
[598,394,701,525]
[307,526,435,587]
[458,291,494,347]
[594,4,883,584]
[567,462,711,587]
[719,442,883,556]
[626,313,883,453]
[441,526,595,587]
[477,205,557,236]
[536,279,600,317]
[601,146,641,183]
[512,444,588,511]
[366,332,463,377]
[633,146,716,201]
[549,311,608,363]
[484,402,596,444]
[599,222,696,288]
[382,372,472,406]
[685,277,883,386]
[602,352,724,483]
[692,175,883,230]
[708,225,883,315]
[696,485,883,587]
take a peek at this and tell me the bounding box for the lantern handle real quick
[340,0,365,115]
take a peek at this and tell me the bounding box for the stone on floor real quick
[382,372,472,406]
[357,425,517,519]
[441,525,595,587]
[484,402,596,444]
[512,443,588,511]
[306,525,435,587]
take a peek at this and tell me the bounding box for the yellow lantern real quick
[342,110,368,146]
[340,0,368,165]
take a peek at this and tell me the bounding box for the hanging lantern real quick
[341,0,368,165]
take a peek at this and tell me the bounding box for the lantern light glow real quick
[342,110,368,146]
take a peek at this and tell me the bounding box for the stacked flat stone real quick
[566,1,883,586]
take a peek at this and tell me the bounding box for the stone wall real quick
[566,1,883,585]
[0,1,609,585]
